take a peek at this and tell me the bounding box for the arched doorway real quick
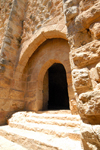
[24,38,76,113]
[43,63,69,110]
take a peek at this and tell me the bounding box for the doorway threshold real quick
[37,110,71,114]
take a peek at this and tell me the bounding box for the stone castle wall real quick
[64,0,100,122]
[1,0,100,149]
[0,0,13,49]
[63,0,100,149]
[0,0,73,125]
[22,0,64,43]
[0,0,27,124]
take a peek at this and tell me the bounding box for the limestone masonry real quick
[0,0,100,149]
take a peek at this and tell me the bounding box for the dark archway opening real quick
[48,63,69,110]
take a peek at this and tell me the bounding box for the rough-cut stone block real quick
[90,67,99,82]
[81,122,100,150]
[11,80,26,91]
[9,100,25,111]
[79,0,98,13]
[63,0,80,10]
[3,43,17,55]
[0,98,24,112]
[0,111,7,125]
[9,89,24,100]
[75,2,100,31]
[78,90,100,117]
[68,28,92,48]
[72,68,92,94]
[0,77,11,88]
[96,62,100,75]
[96,62,100,83]
[89,22,100,40]
[65,6,78,22]
[25,90,36,99]
[71,40,100,68]
[70,99,78,115]
[25,100,36,111]
[0,88,9,99]
[68,85,75,100]
[89,63,100,84]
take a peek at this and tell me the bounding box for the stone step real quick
[26,117,80,127]
[9,121,80,140]
[0,135,27,150]
[9,116,80,128]
[9,111,80,122]
[0,125,82,150]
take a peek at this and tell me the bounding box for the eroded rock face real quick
[63,0,100,149]
[72,68,92,94]
[78,91,100,121]
[64,0,100,123]
[70,40,100,69]
[81,122,100,150]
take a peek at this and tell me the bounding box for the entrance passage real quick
[48,63,69,110]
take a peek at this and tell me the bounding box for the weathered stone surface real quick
[72,68,92,94]
[70,30,92,49]
[78,91,100,119]
[65,6,78,22]
[89,67,99,89]
[64,0,100,149]
[79,0,99,13]
[22,0,64,43]
[0,88,9,99]
[81,122,100,150]
[70,99,78,115]
[0,0,13,46]
[75,2,100,31]
[63,0,80,11]
[0,0,27,125]
[89,22,100,40]
[95,62,100,82]
[9,89,24,100]
[70,40,100,68]
[96,63,100,75]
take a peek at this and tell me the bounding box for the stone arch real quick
[24,38,75,113]
[16,25,67,75]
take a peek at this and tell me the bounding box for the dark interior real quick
[48,63,69,110]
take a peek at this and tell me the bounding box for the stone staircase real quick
[0,110,83,150]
